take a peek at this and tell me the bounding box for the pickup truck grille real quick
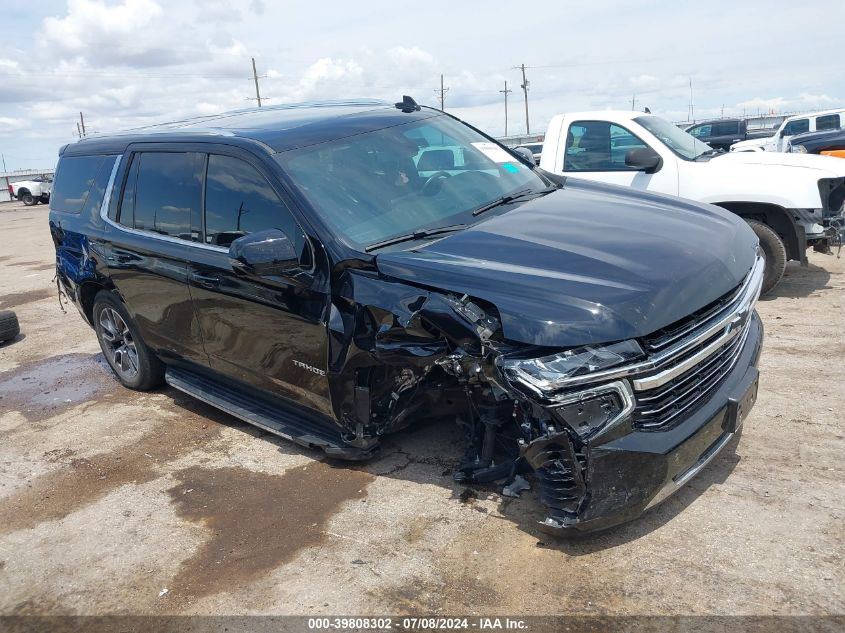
[630,254,764,431]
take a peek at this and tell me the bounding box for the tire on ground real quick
[746,219,787,294]
[92,291,165,390]
[20,191,35,206]
[0,310,20,343]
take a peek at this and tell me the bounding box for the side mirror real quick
[625,147,663,173]
[228,228,300,277]
[513,147,535,164]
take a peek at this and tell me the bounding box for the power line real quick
[499,81,512,136]
[434,74,449,111]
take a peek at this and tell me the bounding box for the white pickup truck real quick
[731,108,845,153]
[538,111,845,292]
[9,176,52,206]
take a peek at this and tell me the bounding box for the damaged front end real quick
[330,250,765,534]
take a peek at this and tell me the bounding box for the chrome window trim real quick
[503,251,765,398]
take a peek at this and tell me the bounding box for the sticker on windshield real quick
[502,163,519,173]
[472,142,517,163]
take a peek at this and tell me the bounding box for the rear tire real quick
[745,220,787,294]
[20,191,35,206]
[0,310,20,343]
[92,291,164,390]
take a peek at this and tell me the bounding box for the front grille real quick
[630,255,763,431]
[633,324,748,429]
[642,282,742,352]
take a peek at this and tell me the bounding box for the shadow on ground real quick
[760,260,834,301]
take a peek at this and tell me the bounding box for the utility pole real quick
[76,122,82,138]
[517,64,530,135]
[499,81,512,136]
[434,74,449,111]
[687,77,694,123]
[631,94,636,111]
[251,57,262,107]
[79,112,86,137]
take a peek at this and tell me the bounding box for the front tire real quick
[746,220,786,294]
[93,291,164,390]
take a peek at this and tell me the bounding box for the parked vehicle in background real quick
[731,108,845,153]
[50,98,764,533]
[787,128,845,159]
[685,119,773,152]
[9,175,52,206]
[540,111,845,292]
[516,142,543,165]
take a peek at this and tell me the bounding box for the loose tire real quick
[93,291,164,390]
[20,191,35,206]
[0,310,20,343]
[746,220,787,294]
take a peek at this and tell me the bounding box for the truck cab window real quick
[782,119,809,136]
[815,114,840,131]
[564,121,648,171]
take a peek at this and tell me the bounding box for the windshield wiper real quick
[365,224,467,253]
[471,186,557,217]
[696,148,725,158]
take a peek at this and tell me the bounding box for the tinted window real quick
[204,154,303,250]
[783,119,810,136]
[816,114,840,131]
[51,155,107,213]
[564,121,648,171]
[132,153,202,241]
[713,121,740,136]
[117,155,139,226]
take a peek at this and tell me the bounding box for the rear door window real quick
[713,121,739,136]
[815,114,840,131]
[51,155,108,213]
[128,152,203,241]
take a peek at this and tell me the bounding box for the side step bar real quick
[165,367,377,461]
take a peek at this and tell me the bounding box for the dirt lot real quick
[0,200,843,617]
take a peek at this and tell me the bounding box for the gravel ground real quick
[0,200,843,617]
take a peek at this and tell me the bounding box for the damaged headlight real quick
[552,381,635,439]
[500,340,644,396]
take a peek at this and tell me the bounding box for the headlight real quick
[499,339,644,396]
[790,144,807,153]
[552,381,635,439]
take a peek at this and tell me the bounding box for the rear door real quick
[558,119,678,195]
[102,148,207,365]
[186,149,334,417]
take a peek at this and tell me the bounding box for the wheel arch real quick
[79,279,118,327]
[712,201,805,263]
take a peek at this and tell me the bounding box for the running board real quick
[165,367,377,461]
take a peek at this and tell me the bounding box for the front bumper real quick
[528,310,764,534]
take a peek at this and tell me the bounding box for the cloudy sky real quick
[1,0,842,171]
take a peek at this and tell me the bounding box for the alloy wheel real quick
[98,307,139,379]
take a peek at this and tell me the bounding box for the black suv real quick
[50,98,764,533]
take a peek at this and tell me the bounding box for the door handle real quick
[190,272,221,288]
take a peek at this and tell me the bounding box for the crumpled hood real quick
[376,180,758,347]
[715,150,845,176]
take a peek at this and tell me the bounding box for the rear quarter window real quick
[51,155,108,214]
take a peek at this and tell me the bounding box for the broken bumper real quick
[529,311,764,534]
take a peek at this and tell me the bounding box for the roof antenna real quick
[394,95,420,113]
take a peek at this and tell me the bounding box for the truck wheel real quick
[20,191,35,206]
[92,291,164,390]
[746,220,786,294]
[0,310,20,343]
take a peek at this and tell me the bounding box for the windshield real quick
[635,115,713,160]
[276,114,547,250]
